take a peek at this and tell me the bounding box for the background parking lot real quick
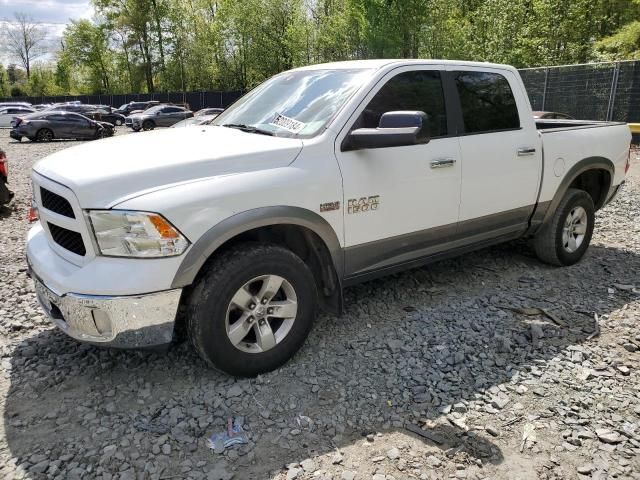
[0,133,639,479]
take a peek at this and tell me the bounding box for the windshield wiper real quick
[222,123,274,136]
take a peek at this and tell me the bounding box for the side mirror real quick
[345,111,430,151]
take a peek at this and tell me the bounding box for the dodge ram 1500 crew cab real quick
[27,60,632,376]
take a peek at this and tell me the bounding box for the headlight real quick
[88,210,189,258]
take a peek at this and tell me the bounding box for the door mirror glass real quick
[346,111,430,150]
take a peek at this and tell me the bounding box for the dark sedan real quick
[10,112,114,142]
[86,108,126,126]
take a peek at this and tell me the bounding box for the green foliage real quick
[595,21,640,61]
[4,0,640,96]
[10,85,26,97]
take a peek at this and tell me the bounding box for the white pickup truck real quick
[27,60,631,376]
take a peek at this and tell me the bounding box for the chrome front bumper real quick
[32,273,182,348]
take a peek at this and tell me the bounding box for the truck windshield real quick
[212,68,373,138]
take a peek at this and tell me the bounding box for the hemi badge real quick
[320,201,340,212]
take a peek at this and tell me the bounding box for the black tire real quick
[142,120,155,131]
[36,128,53,142]
[115,119,123,126]
[186,243,318,376]
[533,188,595,266]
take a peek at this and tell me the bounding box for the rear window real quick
[454,71,520,134]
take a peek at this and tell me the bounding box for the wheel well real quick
[569,168,611,210]
[189,224,342,315]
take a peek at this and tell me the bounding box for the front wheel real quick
[533,188,595,266]
[187,243,318,376]
[142,120,155,131]
[115,119,123,126]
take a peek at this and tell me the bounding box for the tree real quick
[4,12,48,78]
[62,20,113,92]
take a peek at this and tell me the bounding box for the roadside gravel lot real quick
[0,131,639,480]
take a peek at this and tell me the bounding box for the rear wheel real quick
[142,120,155,131]
[187,243,318,376]
[36,128,53,142]
[533,188,595,266]
[115,118,123,126]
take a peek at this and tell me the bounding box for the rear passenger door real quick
[449,67,542,237]
[158,107,184,126]
[46,114,72,138]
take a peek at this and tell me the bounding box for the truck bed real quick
[535,119,631,216]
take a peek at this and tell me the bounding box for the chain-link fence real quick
[519,60,640,122]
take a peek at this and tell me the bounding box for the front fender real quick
[170,206,343,288]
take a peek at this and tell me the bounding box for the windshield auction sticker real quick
[270,113,305,133]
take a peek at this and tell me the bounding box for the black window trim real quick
[448,69,523,137]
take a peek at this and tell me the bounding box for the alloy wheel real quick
[225,274,298,353]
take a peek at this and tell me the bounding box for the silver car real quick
[125,105,194,131]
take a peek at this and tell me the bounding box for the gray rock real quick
[341,471,356,480]
[227,385,243,397]
[386,447,400,460]
[301,459,316,473]
[490,395,510,410]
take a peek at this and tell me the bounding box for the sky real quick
[1,0,94,65]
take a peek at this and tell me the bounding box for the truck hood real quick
[34,126,303,207]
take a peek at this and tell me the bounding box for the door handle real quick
[430,158,456,169]
[517,147,537,156]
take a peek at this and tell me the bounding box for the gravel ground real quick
[0,131,639,480]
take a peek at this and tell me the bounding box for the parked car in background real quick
[533,111,575,120]
[171,114,218,128]
[0,102,32,108]
[10,112,114,142]
[46,104,99,116]
[33,104,52,111]
[0,149,12,206]
[115,101,160,116]
[0,106,35,127]
[126,105,193,131]
[86,108,126,126]
[195,108,224,117]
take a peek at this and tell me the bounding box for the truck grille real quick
[41,187,75,218]
[48,223,86,256]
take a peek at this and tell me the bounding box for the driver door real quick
[334,66,462,279]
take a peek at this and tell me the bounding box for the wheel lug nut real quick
[267,308,273,314]
[249,303,256,309]
[247,316,254,323]
[261,298,268,304]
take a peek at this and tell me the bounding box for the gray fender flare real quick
[171,206,344,288]
[536,156,614,228]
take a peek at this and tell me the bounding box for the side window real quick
[47,114,66,122]
[164,107,181,113]
[454,71,520,134]
[359,70,448,138]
